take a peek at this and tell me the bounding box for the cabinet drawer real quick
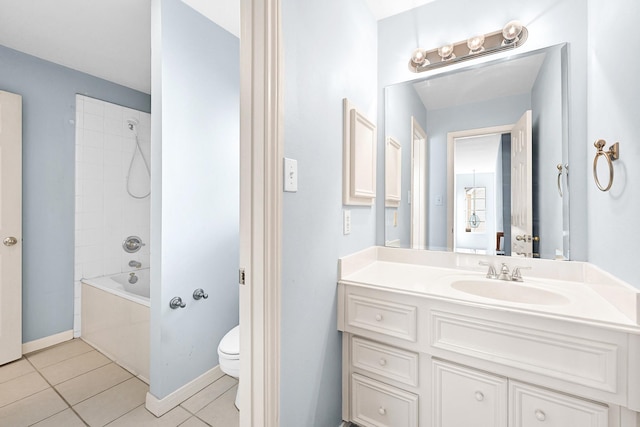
[352,337,419,387]
[433,360,507,427]
[351,373,418,427]
[346,293,417,342]
[509,381,608,427]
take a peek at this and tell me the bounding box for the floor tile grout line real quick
[25,342,95,371]
[178,380,238,416]
[24,355,90,426]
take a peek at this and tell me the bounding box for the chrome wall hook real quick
[169,297,186,309]
[593,139,619,192]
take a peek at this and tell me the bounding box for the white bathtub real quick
[81,269,150,382]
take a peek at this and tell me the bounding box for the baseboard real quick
[22,330,74,354]
[145,365,225,417]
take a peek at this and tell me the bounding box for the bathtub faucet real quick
[128,260,142,268]
[129,272,138,284]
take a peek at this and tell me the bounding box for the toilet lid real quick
[219,325,240,356]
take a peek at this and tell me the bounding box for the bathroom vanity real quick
[337,247,640,427]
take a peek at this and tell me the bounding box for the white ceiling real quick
[0,0,428,94]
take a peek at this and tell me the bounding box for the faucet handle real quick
[478,261,497,279]
[511,266,532,282]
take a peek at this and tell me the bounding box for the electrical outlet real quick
[343,210,351,235]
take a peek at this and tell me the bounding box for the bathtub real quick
[81,269,150,382]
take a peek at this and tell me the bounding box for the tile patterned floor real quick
[0,339,239,426]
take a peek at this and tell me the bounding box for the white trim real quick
[145,366,224,417]
[21,330,73,355]
[343,98,376,206]
[239,0,282,425]
[446,124,514,251]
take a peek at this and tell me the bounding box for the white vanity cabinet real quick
[509,381,608,427]
[432,359,507,427]
[338,281,637,427]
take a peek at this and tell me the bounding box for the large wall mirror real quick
[384,44,570,260]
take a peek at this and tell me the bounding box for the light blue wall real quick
[384,84,427,247]
[587,0,640,287]
[281,0,377,424]
[531,48,564,259]
[0,44,150,343]
[150,0,239,398]
[377,0,588,260]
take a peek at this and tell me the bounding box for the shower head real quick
[126,118,139,131]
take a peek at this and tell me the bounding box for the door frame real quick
[410,117,427,249]
[446,124,513,251]
[239,0,282,425]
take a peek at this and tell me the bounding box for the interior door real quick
[511,110,533,257]
[410,117,427,249]
[0,90,23,365]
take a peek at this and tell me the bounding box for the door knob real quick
[3,236,17,246]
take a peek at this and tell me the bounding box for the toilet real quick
[218,325,240,409]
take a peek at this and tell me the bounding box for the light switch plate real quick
[284,157,298,192]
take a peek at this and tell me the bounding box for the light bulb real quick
[467,35,485,54]
[437,44,455,61]
[502,20,523,44]
[410,48,429,67]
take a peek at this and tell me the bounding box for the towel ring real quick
[592,139,619,192]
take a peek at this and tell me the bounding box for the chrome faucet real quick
[497,263,511,281]
[128,260,142,268]
[478,261,497,279]
[128,272,138,284]
[511,266,531,282]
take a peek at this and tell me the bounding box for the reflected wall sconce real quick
[409,20,528,72]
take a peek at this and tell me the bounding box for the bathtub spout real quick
[128,272,138,284]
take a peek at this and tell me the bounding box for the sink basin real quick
[450,279,570,306]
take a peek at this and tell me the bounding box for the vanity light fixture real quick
[410,48,429,68]
[408,20,528,73]
[502,20,524,45]
[467,35,485,54]
[438,44,456,61]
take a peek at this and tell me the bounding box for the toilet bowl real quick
[218,325,240,409]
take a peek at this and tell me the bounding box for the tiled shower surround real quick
[74,95,151,336]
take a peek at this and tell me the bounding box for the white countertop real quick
[339,247,640,331]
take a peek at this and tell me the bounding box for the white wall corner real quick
[145,365,224,417]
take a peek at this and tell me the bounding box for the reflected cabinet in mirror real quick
[384,44,570,260]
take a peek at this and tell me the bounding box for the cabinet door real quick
[433,360,508,427]
[509,381,608,427]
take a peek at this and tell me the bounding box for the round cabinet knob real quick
[475,391,484,401]
[378,358,387,366]
[535,409,546,421]
[375,314,383,322]
[3,236,17,246]
[378,407,387,416]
